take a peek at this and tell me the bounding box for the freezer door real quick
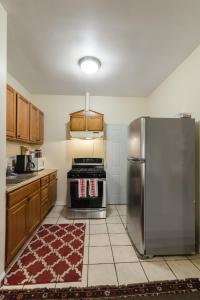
[127,159,145,255]
[128,117,146,159]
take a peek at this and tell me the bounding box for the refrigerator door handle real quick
[127,157,146,163]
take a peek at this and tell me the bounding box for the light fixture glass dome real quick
[79,56,101,75]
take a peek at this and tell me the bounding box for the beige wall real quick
[0,3,7,279]
[31,94,147,205]
[148,44,200,119]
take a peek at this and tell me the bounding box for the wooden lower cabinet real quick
[7,199,27,265]
[49,179,57,207]
[6,172,57,266]
[27,191,41,235]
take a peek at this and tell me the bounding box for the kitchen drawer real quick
[41,199,49,219]
[49,172,57,182]
[7,180,40,208]
[41,186,48,202]
[41,175,49,187]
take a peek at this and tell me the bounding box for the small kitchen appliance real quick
[127,117,195,257]
[15,155,35,173]
[67,158,106,219]
[31,157,45,171]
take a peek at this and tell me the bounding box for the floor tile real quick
[120,216,127,224]
[106,216,122,224]
[90,219,106,225]
[47,210,61,218]
[89,246,113,264]
[167,260,200,279]
[90,234,110,246]
[109,233,131,246]
[74,219,89,224]
[116,205,127,216]
[84,234,89,246]
[90,224,107,234]
[88,264,117,286]
[83,247,88,264]
[191,259,200,270]
[42,217,58,224]
[112,245,138,263]
[107,223,126,234]
[188,254,200,260]
[142,261,176,281]
[56,265,88,288]
[107,206,119,217]
[164,256,188,261]
[139,256,165,262]
[57,217,73,224]
[116,262,147,284]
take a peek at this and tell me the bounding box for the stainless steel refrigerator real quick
[127,117,195,256]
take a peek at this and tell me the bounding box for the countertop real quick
[6,169,57,193]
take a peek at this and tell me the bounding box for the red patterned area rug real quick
[3,223,86,286]
[0,279,200,300]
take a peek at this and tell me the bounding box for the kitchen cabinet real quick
[36,110,44,144]
[70,110,86,131]
[6,172,57,265]
[6,85,16,138]
[6,84,44,144]
[49,172,57,206]
[27,191,41,234]
[70,109,104,131]
[7,199,27,265]
[86,111,104,131]
[29,104,38,143]
[16,94,30,141]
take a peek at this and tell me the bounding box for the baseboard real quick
[0,271,5,285]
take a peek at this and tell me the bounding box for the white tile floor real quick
[2,204,200,290]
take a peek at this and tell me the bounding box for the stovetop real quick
[68,157,106,179]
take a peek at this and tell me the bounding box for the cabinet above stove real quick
[69,109,104,139]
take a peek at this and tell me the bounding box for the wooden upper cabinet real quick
[6,85,16,138]
[70,110,86,131]
[29,104,38,143]
[37,110,44,144]
[70,110,104,131]
[16,94,30,141]
[86,111,104,131]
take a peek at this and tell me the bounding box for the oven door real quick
[68,178,106,209]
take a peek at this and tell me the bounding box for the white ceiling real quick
[2,0,200,96]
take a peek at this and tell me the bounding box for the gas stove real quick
[67,158,106,219]
[67,158,106,179]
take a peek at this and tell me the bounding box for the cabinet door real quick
[49,179,57,206]
[16,94,30,141]
[29,104,38,143]
[27,191,41,234]
[39,111,44,144]
[7,200,27,265]
[6,85,16,138]
[70,115,86,131]
[86,112,103,131]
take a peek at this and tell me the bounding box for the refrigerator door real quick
[127,158,145,255]
[128,117,146,160]
[145,118,195,255]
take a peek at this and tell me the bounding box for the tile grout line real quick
[186,259,200,273]
[164,261,178,279]
[105,222,119,286]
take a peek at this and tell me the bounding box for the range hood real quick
[69,93,104,139]
[70,131,104,139]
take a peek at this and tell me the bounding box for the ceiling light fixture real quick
[79,56,101,75]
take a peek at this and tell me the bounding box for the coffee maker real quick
[15,155,35,173]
